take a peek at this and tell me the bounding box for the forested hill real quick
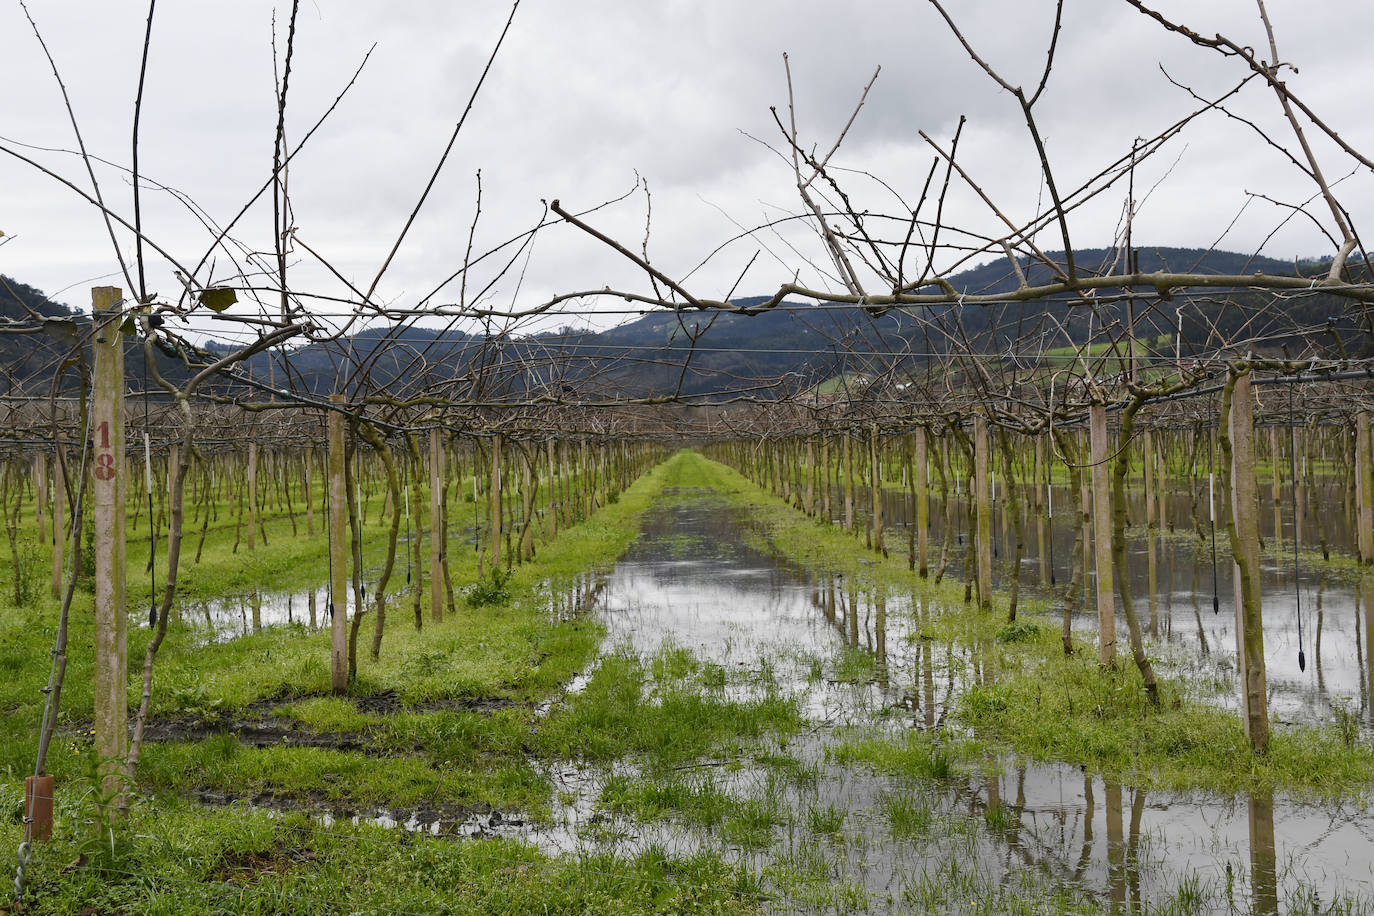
[3,246,1369,400]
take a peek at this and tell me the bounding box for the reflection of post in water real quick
[1164,537,1174,639]
[1073,771,1095,882]
[1315,573,1326,690]
[862,591,873,652]
[874,591,888,687]
[309,590,317,628]
[983,761,1002,827]
[1364,574,1374,724]
[288,594,294,626]
[1358,588,1367,716]
[1127,787,1145,910]
[1192,561,1209,656]
[840,579,851,645]
[1249,789,1279,916]
[251,591,262,633]
[922,638,935,728]
[1105,780,1125,910]
[825,575,836,625]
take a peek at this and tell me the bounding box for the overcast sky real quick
[4,0,1373,339]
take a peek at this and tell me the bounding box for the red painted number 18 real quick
[94,421,115,480]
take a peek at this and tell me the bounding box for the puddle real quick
[159,579,421,645]
[846,477,1374,731]
[197,789,529,840]
[532,486,1374,913]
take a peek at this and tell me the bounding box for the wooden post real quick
[974,415,993,611]
[489,434,503,572]
[34,452,47,547]
[91,287,127,808]
[1156,431,1169,532]
[843,434,855,534]
[1357,411,1373,565]
[869,425,884,554]
[1035,434,1049,588]
[915,427,930,578]
[327,396,348,694]
[430,427,444,622]
[50,449,66,599]
[1080,433,1092,599]
[1269,427,1282,548]
[246,440,258,550]
[1229,371,1269,751]
[304,451,315,537]
[1090,402,1116,667]
[1143,428,1156,530]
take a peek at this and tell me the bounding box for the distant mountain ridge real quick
[3,246,1366,401]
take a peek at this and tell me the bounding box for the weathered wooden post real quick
[91,286,127,809]
[1090,402,1116,667]
[430,425,444,622]
[50,448,66,599]
[869,424,884,554]
[1228,369,1269,751]
[843,433,855,534]
[915,427,930,578]
[246,439,258,550]
[1144,427,1159,637]
[34,452,47,547]
[327,395,348,694]
[974,415,993,611]
[1269,427,1282,547]
[489,433,504,572]
[1035,434,1049,588]
[304,450,316,537]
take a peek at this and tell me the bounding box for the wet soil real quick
[70,690,523,754]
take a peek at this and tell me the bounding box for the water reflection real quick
[578,490,1374,912]
[172,585,364,644]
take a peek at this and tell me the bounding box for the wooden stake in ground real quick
[91,286,127,808]
[50,447,65,599]
[430,426,444,622]
[974,415,993,611]
[246,440,258,551]
[1090,402,1116,667]
[327,396,348,694]
[1226,369,1269,752]
[915,427,929,578]
[34,452,47,548]
[1357,411,1373,565]
[489,434,503,573]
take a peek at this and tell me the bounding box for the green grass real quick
[4,799,767,915]
[535,647,804,768]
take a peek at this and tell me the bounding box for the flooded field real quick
[526,485,1374,914]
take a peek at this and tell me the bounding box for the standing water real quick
[534,486,1374,914]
